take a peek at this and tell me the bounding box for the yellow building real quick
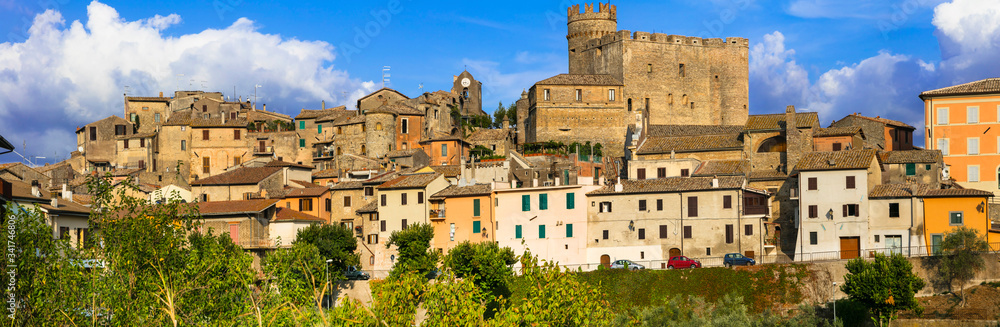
[921,78,1000,195]
[280,187,332,224]
[428,184,494,255]
[921,188,994,251]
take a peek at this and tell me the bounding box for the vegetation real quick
[937,227,990,307]
[612,294,841,327]
[841,253,925,327]
[293,223,359,271]
[443,241,518,315]
[469,145,494,158]
[385,223,439,278]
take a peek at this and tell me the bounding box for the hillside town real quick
[2,2,999,280]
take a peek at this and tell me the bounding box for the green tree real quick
[937,226,990,307]
[443,241,517,315]
[469,145,494,159]
[493,102,507,128]
[262,242,332,315]
[841,253,925,327]
[293,223,359,271]
[370,270,427,326]
[506,102,517,127]
[422,276,487,326]
[386,223,439,277]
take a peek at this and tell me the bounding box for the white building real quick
[494,184,598,269]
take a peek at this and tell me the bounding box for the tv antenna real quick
[382,66,391,88]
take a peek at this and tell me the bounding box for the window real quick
[639,200,647,211]
[299,139,305,148]
[473,199,481,216]
[950,211,963,225]
[562,223,573,237]
[325,198,331,211]
[969,165,980,182]
[807,177,817,190]
[202,130,209,140]
[381,220,387,232]
[659,225,668,238]
[809,232,818,245]
[180,140,186,151]
[201,105,207,112]
[647,63,653,73]
[402,219,408,230]
[115,124,126,136]
[299,199,313,211]
[842,204,860,217]
[602,230,609,240]
[202,157,210,174]
[678,63,685,77]
[575,89,582,101]
[360,145,366,155]
[938,139,949,156]
[441,144,447,157]
[123,139,129,149]
[681,169,689,177]
[89,126,97,141]
[380,194,387,206]
[599,201,612,213]
[968,106,979,123]
[539,193,548,210]
[344,196,352,207]
[566,193,575,209]
[706,248,712,256]
[299,121,305,130]
[401,193,407,205]
[968,138,980,155]
[375,122,383,131]
[687,197,698,217]
[417,192,424,204]
[234,129,241,140]
[154,113,161,122]
[638,228,646,240]
[365,187,374,197]
[905,163,916,176]
[683,226,692,238]
[808,205,818,218]
[937,107,948,125]
[233,156,241,166]
[521,195,530,211]
[656,199,663,211]
[450,223,456,241]
[889,203,900,218]
[535,225,547,239]
[401,118,409,134]
[745,224,753,236]
[723,195,732,209]
[543,89,550,101]
[846,176,856,189]
[725,225,734,244]
[473,220,481,234]
[608,89,616,101]
[637,168,646,180]
[832,143,842,151]
[515,225,523,239]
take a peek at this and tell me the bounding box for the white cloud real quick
[461,55,563,112]
[932,0,1000,84]
[0,1,373,162]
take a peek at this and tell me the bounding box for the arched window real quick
[361,145,366,156]
[757,136,787,153]
[376,122,383,131]
[336,147,342,156]
[402,142,408,150]
[463,88,469,99]
[667,94,673,105]
[361,124,366,132]
[627,99,632,111]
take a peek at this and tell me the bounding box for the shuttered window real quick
[203,130,209,140]
[566,224,573,237]
[521,195,530,211]
[538,225,546,239]
[656,199,663,211]
[473,220,481,234]
[657,168,666,178]
[473,199,481,217]
[725,225,734,244]
[687,197,698,217]
[808,177,817,190]
[809,205,818,218]
[846,176,855,189]
[723,195,732,209]
[566,192,575,209]
[539,194,548,210]
[659,225,668,238]
[639,200,647,211]
[638,228,645,240]
[401,193,407,205]
[637,168,646,180]
[683,226,692,239]
[515,225,522,239]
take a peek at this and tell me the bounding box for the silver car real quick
[609,259,645,271]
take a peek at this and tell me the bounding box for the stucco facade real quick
[495,185,597,268]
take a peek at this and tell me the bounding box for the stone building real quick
[830,113,914,151]
[124,93,170,134]
[451,70,485,117]
[76,115,137,172]
[812,127,865,152]
[527,74,627,155]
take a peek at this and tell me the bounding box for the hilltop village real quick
[2,2,999,276]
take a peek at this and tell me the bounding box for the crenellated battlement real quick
[567,2,617,22]
[579,29,749,51]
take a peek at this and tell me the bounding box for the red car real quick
[667,256,701,269]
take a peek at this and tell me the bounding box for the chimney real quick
[263,103,267,111]
[712,176,719,188]
[62,183,72,200]
[159,91,163,97]
[30,180,40,198]
[51,197,58,208]
[322,100,326,110]
[613,178,623,192]
[502,118,510,130]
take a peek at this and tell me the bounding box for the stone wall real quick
[365,113,395,158]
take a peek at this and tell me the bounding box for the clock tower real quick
[451,70,484,116]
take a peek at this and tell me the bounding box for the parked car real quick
[723,253,756,267]
[666,256,701,269]
[343,266,370,280]
[609,259,645,271]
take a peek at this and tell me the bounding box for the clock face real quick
[461,78,471,87]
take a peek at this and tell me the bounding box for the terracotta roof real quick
[284,187,329,198]
[295,107,347,120]
[36,161,68,173]
[419,136,471,144]
[39,199,91,215]
[637,134,742,154]
[356,200,378,214]
[535,74,623,86]
[430,165,461,178]
[921,188,993,198]
[191,117,249,128]
[313,169,339,179]
[920,78,1000,99]
[367,103,423,116]
[357,87,410,103]
[110,168,143,177]
[331,114,366,125]
[467,129,511,142]
[365,171,401,185]
[377,172,442,190]
[839,113,914,129]
[330,181,364,190]
[587,176,747,196]
[2,178,48,201]
[880,150,942,164]
[645,125,744,137]
[794,149,879,171]
[288,180,321,188]
[273,207,325,222]
[430,184,492,199]
[814,126,863,138]
[195,199,279,216]
[387,149,423,158]
[125,96,170,102]
[190,167,281,186]
[869,184,931,198]
[692,160,750,177]
[745,113,818,131]
[72,194,94,205]
[265,159,315,170]
[247,110,292,122]
[748,170,788,181]
[0,162,21,170]
[115,132,157,139]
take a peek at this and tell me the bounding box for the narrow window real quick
[602,230,609,240]
[657,168,666,178]
[538,225,546,239]
[473,199,481,217]
[539,193,548,210]
[637,168,646,180]
[687,196,698,217]
[575,89,582,101]
[639,200,647,211]
[473,221,481,234]
[202,130,210,140]
[180,140,186,151]
[647,63,653,73]
[381,220,387,232]
[202,157,210,174]
[808,205,818,218]
[678,63,685,77]
[889,203,900,218]
[809,232,818,245]
[402,219,408,230]
[521,195,530,212]
[325,198,332,211]
[725,224,734,244]
[380,194,387,206]
[968,138,980,155]
[968,106,979,124]
[317,125,323,134]
[123,139,129,149]
[544,89,550,101]
[450,224,456,241]
[401,193,407,205]
[154,113,161,122]
[233,156,241,166]
[516,225,523,239]
[608,89,615,101]
[808,177,817,190]
[938,138,949,155]
[683,226,692,239]
[441,144,448,157]
[937,108,949,125]
[566,224,573,237]
[638,228,645,240]
[234,129,241,140]
[401,118,409,134]
[366,187,374,197]
[89,127,97,141]
[656,199,663,211]
[418,192,424,204]
[299,139,305,148]
[659,225,668,238]
[566,192,575,209]
[299,121,305,130]
[202,105,207,112]
[344,196,352,207]
[744,224,753,236]
[969,165,980,182]
[723,195,732,209]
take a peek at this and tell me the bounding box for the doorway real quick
[600,254,611,268]
[669,247,681,258]
[840,237,860,259]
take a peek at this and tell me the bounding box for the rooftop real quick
[745,112,818,131]
[312,169,339,179]
[283,187,328,198]
[429,184,492,199]
[920,78,1000,99]
[467,128,512,142]
[377,172,442,190]
[692,160,750,177]
[588,176,747,196]
[387,149,424,158]
[430,165,461,178]
[879,150,943,164]
[295,107,347,120]
[367,103,423,116]
[330,181,364,190]
[535,74,623,86]
[838,113,914,129]
[264,159,315,170]
[273,207,325,222]
[637,134,743,155]
[794,149,879,171]
[195,199,279,216]
[190,166,282,186]
[814,126,863,138]
[356,200,378,214]
[645,125,744,137]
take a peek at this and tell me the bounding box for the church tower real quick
[451,70,484,116]
[567,3,617,74]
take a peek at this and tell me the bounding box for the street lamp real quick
[325,259,333,308]
[832,281,838,323]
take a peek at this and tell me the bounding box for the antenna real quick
[382,66,391,88]
[419,83,424,94]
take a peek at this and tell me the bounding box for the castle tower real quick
[567,3,616,74]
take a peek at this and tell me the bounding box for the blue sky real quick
[1,0,999,164]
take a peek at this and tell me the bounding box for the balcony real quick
[235,237,274,249]
[253,146,274,156]
[430,209,445,220]
[789,188,799,200]
[744,205,769,216]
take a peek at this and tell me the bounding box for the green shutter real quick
[566,223,573,237]
[299,121,305,130]
[473,199,481,216]
[317,125,322,133]
[905,163,916,176]
[563,170,569,185]
[566,192,575,209]
[299,139,305,148]
[540,193,548,210]
[538,225,546,239]
[522,195,530,212]
[473,220,481,234]
[515,225,522,239]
